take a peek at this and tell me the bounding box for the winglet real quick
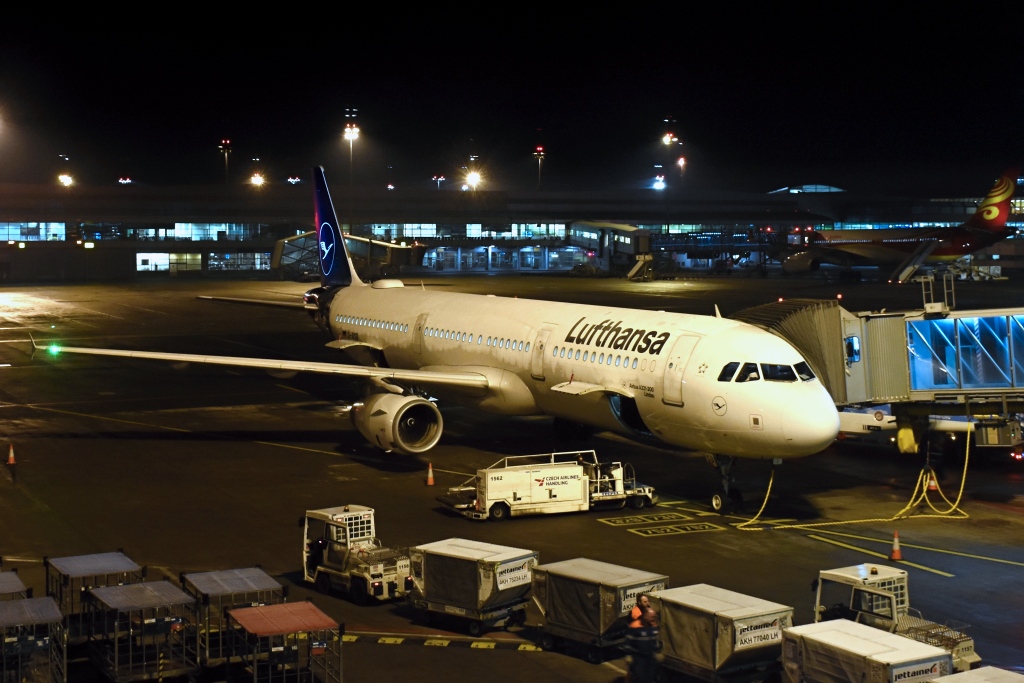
[312,166,363,288]
[715,304,722,318]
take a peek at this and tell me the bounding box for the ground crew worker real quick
[625,593,660,683]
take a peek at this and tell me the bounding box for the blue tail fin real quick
[313,166,362,287]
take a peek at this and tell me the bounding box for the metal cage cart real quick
[84,580,197,683]
[225,601,342,683]
[0,597,62,683]
[44,552,145,643]
[180,567,288,668]
[0,571,29,601]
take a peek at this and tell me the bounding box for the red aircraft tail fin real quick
[964,168,1019,233]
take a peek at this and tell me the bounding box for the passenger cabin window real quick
[718,362,740,381]
[736,362,760,382]
[761,364,797,382]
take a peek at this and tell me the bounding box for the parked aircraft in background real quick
[778,168,1019,283]
[38,167,841,512]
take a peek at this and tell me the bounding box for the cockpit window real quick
[735,362,760,382]
[717,362,740,382]
[795,361,816,381]
[761,363,797,382]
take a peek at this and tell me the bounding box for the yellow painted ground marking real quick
[628,522,725,537]
[470,642,496,649]
[805,534,954,576]
[341,635,359,643]
[424,639,451,647]
[377,637,405,645]
[598,511,690,526]
[518,644,542,651]
[815,530,1024,568]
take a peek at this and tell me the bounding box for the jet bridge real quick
[730,280,1024,454]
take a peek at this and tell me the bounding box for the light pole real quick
[344,124,360,187]
[219,139,231,184]
[533,146,545,189]
[433,175,445,190]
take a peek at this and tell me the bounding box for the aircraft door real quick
[413,313,429,354]
[531,327,553,380]
[662,334,700,406]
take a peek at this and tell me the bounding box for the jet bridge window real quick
[735,362,760,382]
[718,362,740,381]
[761,364,797,382]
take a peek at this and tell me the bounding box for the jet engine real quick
[351,392,443,454]
[781,251,821,274]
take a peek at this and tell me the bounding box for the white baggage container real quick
[650,583,793,683]
[783,619,953,683]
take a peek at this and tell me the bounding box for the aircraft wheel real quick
[489,502,511,522]
[711,493,730,514]
[585,645,604,664]
[467,620,485,637]
[540,633,558,651]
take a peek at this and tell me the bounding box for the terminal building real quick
[0,177,1021,283]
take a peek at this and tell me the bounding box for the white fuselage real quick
[327,280,839,459]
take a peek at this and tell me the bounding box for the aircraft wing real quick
[195,295,315,310]
[34,341,490,389]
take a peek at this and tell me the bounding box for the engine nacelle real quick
[351,393,443,454]
[782,251,821,274]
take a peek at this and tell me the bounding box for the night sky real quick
[1,9,1021,198]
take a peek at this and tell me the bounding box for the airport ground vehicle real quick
[406,538,538,636]
[436,450,658,521]
[813,564,980,672]
[782,619,952,683]
[301,505,412,605]
[531,557,669,664]
[650,584,793,683]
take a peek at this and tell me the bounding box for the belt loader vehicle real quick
[407,537,538,636]
[531,557,669,664]
[301,505,412,605]
[436,450,657,521]
[649,584,793,683]
[782,619,952,683]
[812,564,980,672]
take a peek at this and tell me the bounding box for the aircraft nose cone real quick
[786,397,840,456]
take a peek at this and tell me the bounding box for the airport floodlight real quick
[653,175,666,191]
[433,175,445,190]
[677,157,686,175]
[466,171,481,191]
[250,173,265,186]
[58,174,73,187]
[344,123,360,186]
[662,132,678,145]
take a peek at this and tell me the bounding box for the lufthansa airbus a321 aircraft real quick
[40,166,840,512]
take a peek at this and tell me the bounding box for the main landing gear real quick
[707,454,744,513]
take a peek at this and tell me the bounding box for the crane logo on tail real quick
[319,221,337,276]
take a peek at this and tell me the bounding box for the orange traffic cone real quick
[6,444,14,466]
[426,462,435,486]
[889,531,903,561]
[927,474,938,492]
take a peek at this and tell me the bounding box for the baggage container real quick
[532,557,669,663]
[782,619,952,683]
[650,583,793,683]
[408,537,538,636]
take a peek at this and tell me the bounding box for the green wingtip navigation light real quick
[47,344,62,355]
